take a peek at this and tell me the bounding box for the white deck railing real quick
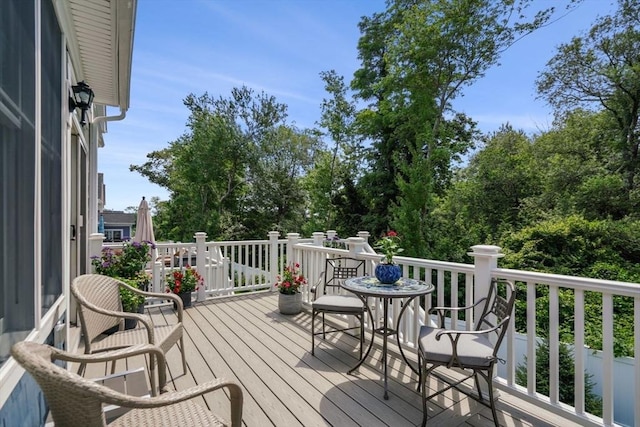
[90,231,639,427]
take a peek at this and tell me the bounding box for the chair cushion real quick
[312,295,364,313]
[418,325,495,368]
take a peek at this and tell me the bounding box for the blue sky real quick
[100,0,617,212]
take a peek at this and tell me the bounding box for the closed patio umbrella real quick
[133,197,155,245]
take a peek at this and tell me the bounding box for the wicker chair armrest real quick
[52,343,164,365]
[146,293,184,321]
[117,280,184,321]
[52,344,167,393]
[76,297,155,334]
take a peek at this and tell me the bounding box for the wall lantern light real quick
[69,81,95,126]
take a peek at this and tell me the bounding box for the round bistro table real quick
[341,276,434,400]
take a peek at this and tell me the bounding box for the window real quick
[0,0,36,366]
[105,230,124,242]
[40,0,63,310]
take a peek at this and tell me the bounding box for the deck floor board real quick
[77,292,585,427]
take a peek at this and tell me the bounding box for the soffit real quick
[64,0,136,110]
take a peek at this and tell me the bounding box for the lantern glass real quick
[72,81,94,108]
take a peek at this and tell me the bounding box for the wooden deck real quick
[83,292,584,427]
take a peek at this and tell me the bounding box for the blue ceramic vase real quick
[375,263,402,284]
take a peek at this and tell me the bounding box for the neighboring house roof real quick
[57,0,137,110]
[102,211,135,226]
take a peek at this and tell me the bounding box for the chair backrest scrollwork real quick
[323,257,366,295]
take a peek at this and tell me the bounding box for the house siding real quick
[0,0,136,421]
[0,330,56,427]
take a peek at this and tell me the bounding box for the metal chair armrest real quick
[429,297,487,327]
[434,320,505,340]
[309,271,326,301]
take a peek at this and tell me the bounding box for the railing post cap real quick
[194,232,207,238]
[89,233,105,239]
[468,245,504,257]
[312,232,325,246]
[346,237,365,244]
[268,231,280,238]
[287,233,301,239]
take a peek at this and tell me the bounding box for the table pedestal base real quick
[347,296,420,400]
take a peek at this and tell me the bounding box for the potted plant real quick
[91,240,154,328]
[166,265,202,308]
[374,230,404,284]
[274,262,306,314]
[117,276,147,329]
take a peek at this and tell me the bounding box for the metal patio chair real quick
[310,257,367,357]
[418,278,516,427]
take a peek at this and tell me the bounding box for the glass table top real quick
[342,276,434,298]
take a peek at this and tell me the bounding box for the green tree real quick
[516,339,602,416]
[530,110,629,220]
[314,70,363,232]
[500,215,640,357]
[537,0,640,208]
[352,0,575,251]
[130,87,309,241]
[437,125,539,249]
[242,125,321,238]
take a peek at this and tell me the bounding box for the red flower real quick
[275,262,306,295]
[375,231,404,264]
[167,266,202,294]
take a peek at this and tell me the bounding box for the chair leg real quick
[480,370,500,427]
[420,356,428,427]
[311,310,316,356]
[322,313,326,339]
[180,336,187,374]
[475,371,483,401]
[149,354,157,396]
[416,351,422,392]
[474,369,500,427]
[359,314,364,359]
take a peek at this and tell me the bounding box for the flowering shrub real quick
[91,240,154,279]
[90,240,154,312]
[374,230,404,264]
[274,263,307,295]
[166,265,202,294]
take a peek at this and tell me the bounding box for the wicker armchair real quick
[310,257,367,357]
[71,274,187,378]
[417,278,516,427]
[11,341,243,427]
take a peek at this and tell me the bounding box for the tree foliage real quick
[130,87,320,241]
[516,339,602,416]
[537,0,640,203]
[351,0,562,251]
